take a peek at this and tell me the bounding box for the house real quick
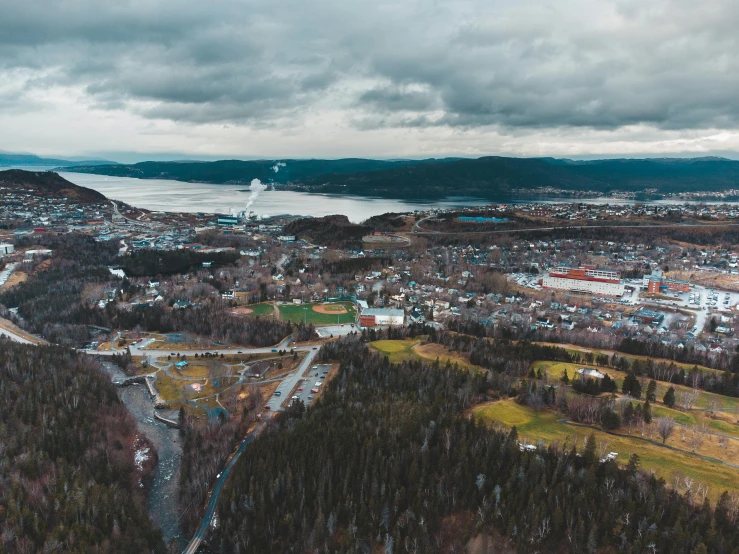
[577,368,605,380]
[632,309,664,325]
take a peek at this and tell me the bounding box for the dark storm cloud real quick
[1,0,738,131]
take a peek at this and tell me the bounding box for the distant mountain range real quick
[63,155,739,200]
[0,151,114,167]
[0,169,107,204]
[66,158,441,185]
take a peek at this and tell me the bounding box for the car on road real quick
[312,347,317,350]
[238,350,243,353]
[297,387,304,391]
[310,388,319,393]
[271,349,277,352]
[264,405,270,410]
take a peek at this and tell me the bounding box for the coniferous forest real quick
[0,341,165,553]
[209,337,739,554]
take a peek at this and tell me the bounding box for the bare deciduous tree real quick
[657,417,675,444]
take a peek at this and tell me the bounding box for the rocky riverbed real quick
[100,363,185,548]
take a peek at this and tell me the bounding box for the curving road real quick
[182,416,272,554]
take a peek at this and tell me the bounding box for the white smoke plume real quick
[271,162,286,173]
[245,178,267,211]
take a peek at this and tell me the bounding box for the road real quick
[182,416,272,554]
[265,347,319,411]
[0,316,46,345]
[0,326,35,344]
[180,347,320,552]
[81,335,298,358]
[0,262,18,288]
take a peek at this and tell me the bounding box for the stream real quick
[100,363,185,548]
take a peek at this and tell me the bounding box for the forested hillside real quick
[0,342,165,553]
[66,156,739,200]
[0,169,107,203]
[295,156,739,200]
[66,158,433,184]
[210,337,739,553]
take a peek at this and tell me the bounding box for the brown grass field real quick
[230,307,254,315]
[0,271,27,291]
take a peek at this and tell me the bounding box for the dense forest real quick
[284,215,373,249]
[0,341,165,553]
[209,337,739,553]
[118,249,241,278]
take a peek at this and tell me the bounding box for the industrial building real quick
[0,243,14,258]
[359,308,405,327]
[541,265,625,296]
[217,216,239,227]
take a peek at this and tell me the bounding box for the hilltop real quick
[0,169,108,203]
[0,151,114,167]
[66,155,739,200]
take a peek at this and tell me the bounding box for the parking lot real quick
[290,364,332,408]
[631,282,739,334]
[315,325,359,338]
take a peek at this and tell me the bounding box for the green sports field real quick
[278,302,357,325]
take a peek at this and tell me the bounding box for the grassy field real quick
[535,359,739,443]
[370,339,485,372]
[533,360,739,410]
[474,399,739,501]
[278,302,357,325]
[534,342,722,376]
[245,303,276,317]
[371,339,418,363]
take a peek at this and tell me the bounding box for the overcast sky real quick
[1,0,738,162]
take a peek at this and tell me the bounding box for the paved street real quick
[265,348,319,411]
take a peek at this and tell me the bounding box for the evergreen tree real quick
[643,399,652,423]
[646,379,657,401]
[664,386,676,408]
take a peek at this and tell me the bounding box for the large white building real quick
[542,265,625,297]
[359,308,405,327]
[0,244,14,258]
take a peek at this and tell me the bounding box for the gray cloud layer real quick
[1,0,738,133]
